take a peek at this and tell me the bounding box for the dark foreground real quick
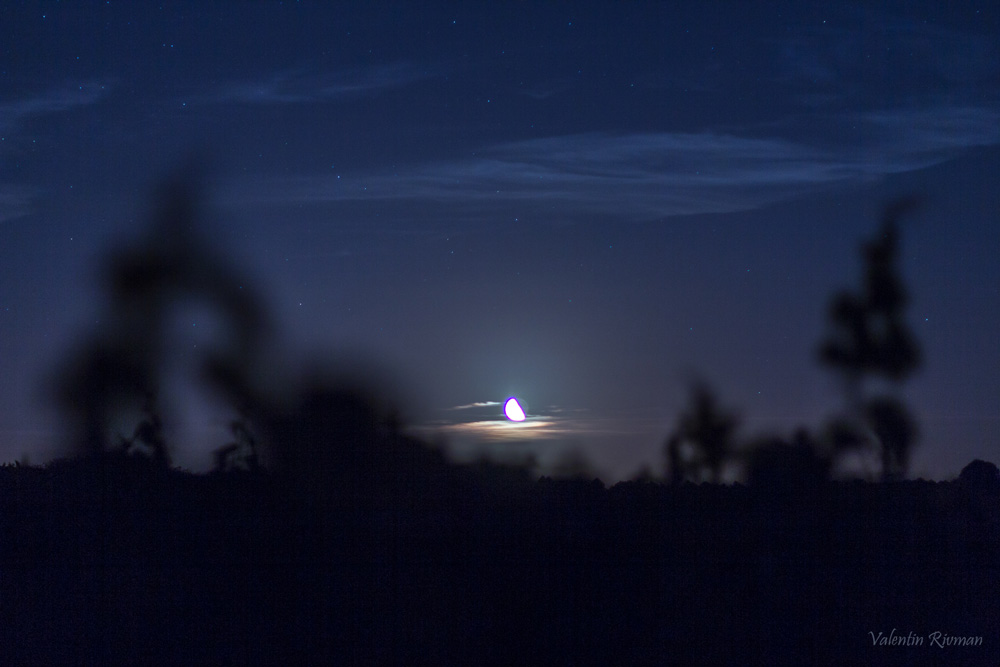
[1,458,997,666]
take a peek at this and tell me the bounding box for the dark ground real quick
[1,453,997,666]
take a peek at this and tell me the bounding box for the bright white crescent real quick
[503,397,526,422]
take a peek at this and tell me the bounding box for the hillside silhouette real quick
[0,173,996,665]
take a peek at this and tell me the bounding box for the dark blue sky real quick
[1,1,997,479]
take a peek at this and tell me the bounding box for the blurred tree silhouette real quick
[665,433,685,485]
[55,166,271,463]
[666,382,740,484]
[818,200,921,480]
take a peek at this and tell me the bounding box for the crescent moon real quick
[503,397,526,422]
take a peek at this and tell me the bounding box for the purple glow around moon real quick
[503,397,526,422]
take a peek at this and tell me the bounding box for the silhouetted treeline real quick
[1,459,998,664]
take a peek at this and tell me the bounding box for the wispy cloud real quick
[436,417,561,441]
[205,63,439,106]
[0,186,35,223]
[227,104,1000,222]
[518,77,579,100]
[0,81,111,131]
[418,411,661,444]
[449,401,501,410]
[416,398,663,446]
[0,82,111,221]
[773,11,1000,109]
[855,106,1000,154]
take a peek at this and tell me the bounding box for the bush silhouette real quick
[959,459,1000,489]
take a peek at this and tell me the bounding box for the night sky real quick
[1,2,997,480]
